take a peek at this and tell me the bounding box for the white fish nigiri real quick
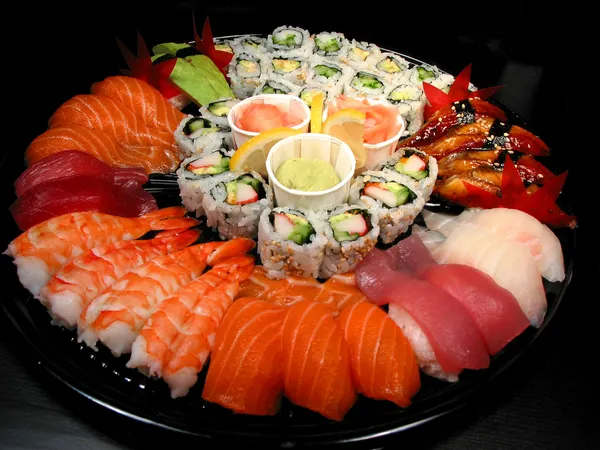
[432,226,547,327]
[423,208,565,282]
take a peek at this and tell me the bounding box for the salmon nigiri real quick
[4,206,198,295]
[128,255,255,398]
[78,238,255,356]
[202,298,287,416]
[38,228,201,329]
[281,301,356,421]
[25,125,179,174]
[90,76,185,133]
[48,94,178,150]
[238,266,365,315]
[337,302,420,408]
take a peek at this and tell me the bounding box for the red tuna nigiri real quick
[418,264,530,355]
[10,175,157,230]
[14,150,147,197]
[337,302,420,407]
[281,301,356,421]
[202,298,286,415]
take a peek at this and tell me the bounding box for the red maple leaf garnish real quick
[193,16,233,77]
[463,157,577,228]
[423,64,504,120]
[116,31,181,100]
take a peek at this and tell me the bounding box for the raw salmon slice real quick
[91,76,185,133]
[281,301,356,421]
[202,298,286,415]
[337,302,420,407]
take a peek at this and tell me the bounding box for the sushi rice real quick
[199,98,240,127]
[349,170,426,244]
[320,205,380,279]
[267,26,314,57]
[202,170,274,240]
[371,52,410,85]
[176,150,233,217]
[264,52,309,85]
[258,207,328,279]
[342,40,382,69]
[253,77,301,97]
[231,36,268,57]
[311,31,349,59]
[305,57,353,96]
[175,115,233,156]
[377,148,439,203]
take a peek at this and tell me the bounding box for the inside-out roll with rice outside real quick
[267,26,313,57]
[176,150,233,217]
[175,115,233,156]
[320,205,380,278]
[377,148,438,203]
[228,53,264,99]
[349,171,425,244]
[258,207,327,279]
[202,171,274,240]
[199,98,240,127]
[344,71,387,98]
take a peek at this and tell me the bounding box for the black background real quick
[1,1,597,448]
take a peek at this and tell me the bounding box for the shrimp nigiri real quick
[78,238,255,356]
[128,255,255,398]
[38,228,201,329]
[4,206,198,296]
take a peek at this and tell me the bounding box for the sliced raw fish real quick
[14,150,147,197]
[9,175,157,231]
[202,298,287,415]
[432,225,547,327]
[281,301,356,420]
[424,208,565,282]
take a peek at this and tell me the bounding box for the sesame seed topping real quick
[508,150,514,154]
[503,133,509,137]
[500,122,505,126]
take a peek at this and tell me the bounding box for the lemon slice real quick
[310,93,324,133]
[322,108,367,169]
[229,127,302,177]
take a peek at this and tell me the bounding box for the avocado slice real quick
[272,59,301,73]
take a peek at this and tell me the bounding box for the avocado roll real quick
[344,71,387,98]
[253,77,301,97]
[343,40,382,69]
[266,52,308,85]
[213,38,234,54]
[299,85,329,108]
[199,98,240,127]
[386,84,426,137]
[174,115,233,156]
[348,171,425,244]
[267,25,313,57]
[228,53,264,99]
[320,205,380,278]
[202,171,274,240]
[176,150,233,217]
[258,207,327,279]
[372,53,410,84]
[231,36,268,56]
[312,31,349,59]
[377,148,438,202]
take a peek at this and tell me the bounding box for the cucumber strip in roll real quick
[175,115,233,156]
[199,98,240,127]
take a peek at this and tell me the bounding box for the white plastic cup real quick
[227,94,311,149]
[266,133,356,211]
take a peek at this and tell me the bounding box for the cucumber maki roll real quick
[378,148,438,202]
[252,77,301,97]
[407,64,454,92]
[371,53,410,84]
[258,207,327,279]
[312,31,349,59]
[343,40,382,70]
[228,53,264,99]
[176,150,233,217]
[320,205,380,279]
[266,52,308,85]
[267,26,313,57]
[306,58,352,96]
[175,115,233,156]
[231,36,268,57]
[348,171,425,244]
[199,98,240,127]
[202,171,274,240]
[344,71,387,98]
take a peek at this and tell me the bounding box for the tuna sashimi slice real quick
[281,301,356,421]
[202,298,286,415]
[386,234,437,273]
[15,150,147,197]
[337,302,420,407]
[418,264,530,355]
[10,175,157,231]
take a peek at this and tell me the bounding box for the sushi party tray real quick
[1,19,577,447]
